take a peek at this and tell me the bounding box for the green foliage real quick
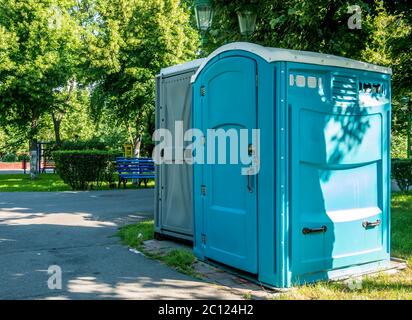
[17,154,30,161]
[53,150,116,190]
[208,0,370,57]
[392,133,408,159]
[1,152,18,162]
[89,0,199,154]
[392,159,412,192]
[58,138,109,151]
[206,0,412,136]
[0,0,87,143]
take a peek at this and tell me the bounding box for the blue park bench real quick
[116,157,155,188]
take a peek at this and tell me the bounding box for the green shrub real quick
[1,153,18,162]
[53,150,116,190]
[392,159,412,192]
[58,138,108,151]
[17,154,30,161]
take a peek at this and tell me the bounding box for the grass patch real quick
[242,292,253,300]
[0,173,154,192]
[391,192,412,263]
[162,249,197,276]
[0,174,70,192]
[277,269,412,300]
[116,220,198,277]
[116,220,155,249]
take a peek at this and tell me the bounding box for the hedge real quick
[58,138,109,151]
[1,153,18,162]
[392,159,412,192]
[53,150,116,190]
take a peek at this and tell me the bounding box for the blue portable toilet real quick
[191,42,392,288]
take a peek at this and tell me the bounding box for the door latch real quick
[362,219,381,229]
[201,185,206,196]
[302,226,327,235]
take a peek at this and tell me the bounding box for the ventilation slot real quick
[332,75,358,107]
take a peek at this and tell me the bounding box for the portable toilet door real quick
[191,42,392,288]
[194,55,259,273]
[154,59,205,241]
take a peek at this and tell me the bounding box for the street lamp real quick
[237,10,257,38]
[193,2,258,46]
[194,0,213,51]
[194,0,213,32]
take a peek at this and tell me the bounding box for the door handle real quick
[247,173,254,193]
[302,226,327,235]
[362,219,381,229]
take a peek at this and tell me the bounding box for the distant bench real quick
[116,157,155,188]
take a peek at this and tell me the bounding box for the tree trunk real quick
[51,80,74,146]
[134,136,141,158]
[29,115,39,179]
[52,112,62,146]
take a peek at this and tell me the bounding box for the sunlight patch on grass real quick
[0,173,155,192]
[0,174,70,192]
[277,268,412,300]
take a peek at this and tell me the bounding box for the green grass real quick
[162,249,197,276]
[116,220,155,249]
[116,220,199,277]
[242,292,253,300]
[391,192,412,262]
[0,173,154,192]
[0,174,71,192]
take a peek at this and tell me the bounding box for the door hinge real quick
[201,185,206,196]
[200,86,206,96]
[201,233,207,244]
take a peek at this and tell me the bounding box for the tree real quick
[0,0,85,176]
[89,0,199,156]
[206,1,377,57]
[206,1,412,134]
[361,1,411,137]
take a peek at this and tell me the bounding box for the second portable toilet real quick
[154,59,205,241]
[191,42,392,288]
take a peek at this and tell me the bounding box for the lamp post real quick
[194,2,258,46]
[194,0,213,47]
[402,96,411,158]
[237,9,257,40]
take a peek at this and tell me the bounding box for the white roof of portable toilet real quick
[191,42,392,82]
[159,58,206,78]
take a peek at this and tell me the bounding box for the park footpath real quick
[0,189,243,299]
